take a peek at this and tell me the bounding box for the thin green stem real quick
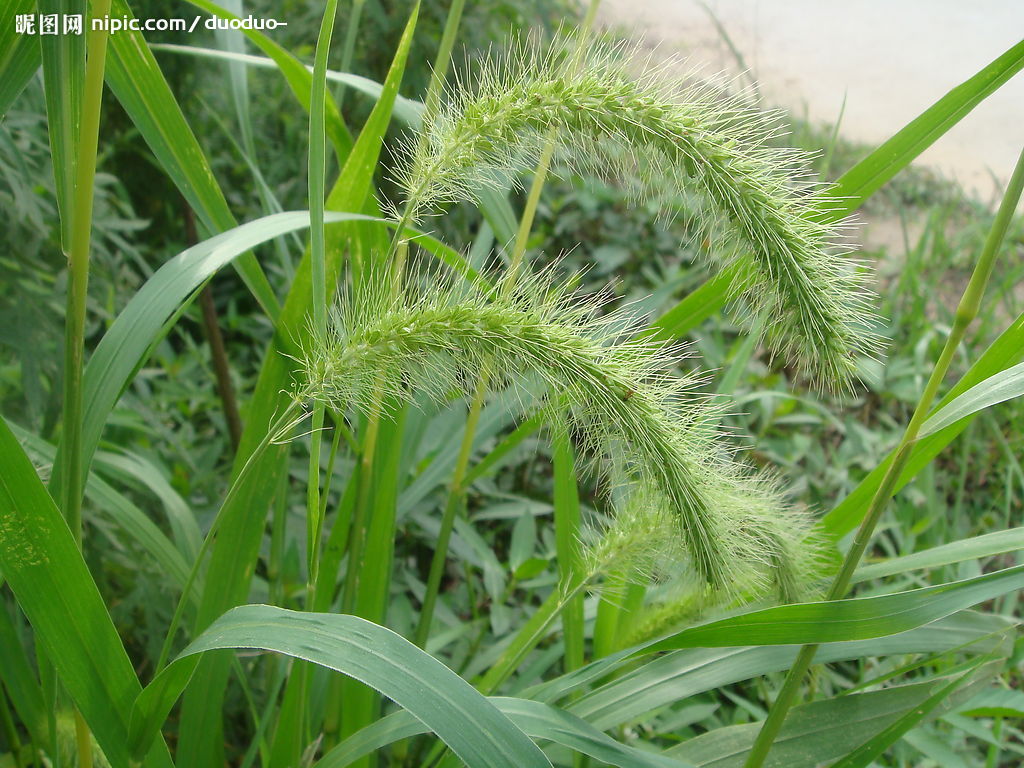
[155,403,305,675]
[341,395,384,613]
[424,0,467,119]
[480,577,590,695]
[334,0,366,111]
[185,206,243,453]
[552,419,584,674]
[743,143,1024,768]
[417,0,604,655]
[414,375,488,646]
[320,411,346,519]
[59,7,113,763]
[59,0,113,543]
[294,6,340,750]
[352,0,470,657]
[306,0,340,605]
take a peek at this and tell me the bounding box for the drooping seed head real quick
[301,266,823,600]
[395,39,882,390]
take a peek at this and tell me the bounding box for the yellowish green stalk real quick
[424,0,467,119]
[59,0,112,544]
[552,420,584,674]
[58,5,113,764]
[413,375,486,646]
[743,142,1024,768]
[306,0,340,600]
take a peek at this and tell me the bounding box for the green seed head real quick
[302,266,824,600]
[396,38,881,390]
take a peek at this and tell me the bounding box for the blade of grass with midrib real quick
[130,605,551,768]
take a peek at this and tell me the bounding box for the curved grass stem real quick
[743,142,1024,768]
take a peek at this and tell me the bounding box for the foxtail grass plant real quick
[4,3,1024,767]
[364,27,874,661]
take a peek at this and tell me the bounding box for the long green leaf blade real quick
[0,418,173,768]
[129,605,550,768]
[920,360,1024,437]
[639,565,1024,653]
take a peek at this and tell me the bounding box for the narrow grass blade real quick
[561,613,1010,731]
[150,42,423,129]
[129,605,551,768]
[959,688,1024,718]
[638,565,1024,654]
[494,697,690,768]
[552,422,584,673]
[182,0,355,157]
[648,270,736,342]
[651,39,1024,341]
[828,660,1001,768]
[824,312,1024,536]
[318,697,693,768]
[0,0,39,116]
[0,418,174,768]
[668,661,1001,768]
[919,360,1024,436]
[338,407,408,751]
[38,0,84,249]
[93,449,202,561]
[180,0,522,255]
[854,527,1024,583]
[828,38,1024,211]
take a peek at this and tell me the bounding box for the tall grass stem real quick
[59,0,112,543]
[59,8,114,764]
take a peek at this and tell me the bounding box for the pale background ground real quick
[597,0,1024,205]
